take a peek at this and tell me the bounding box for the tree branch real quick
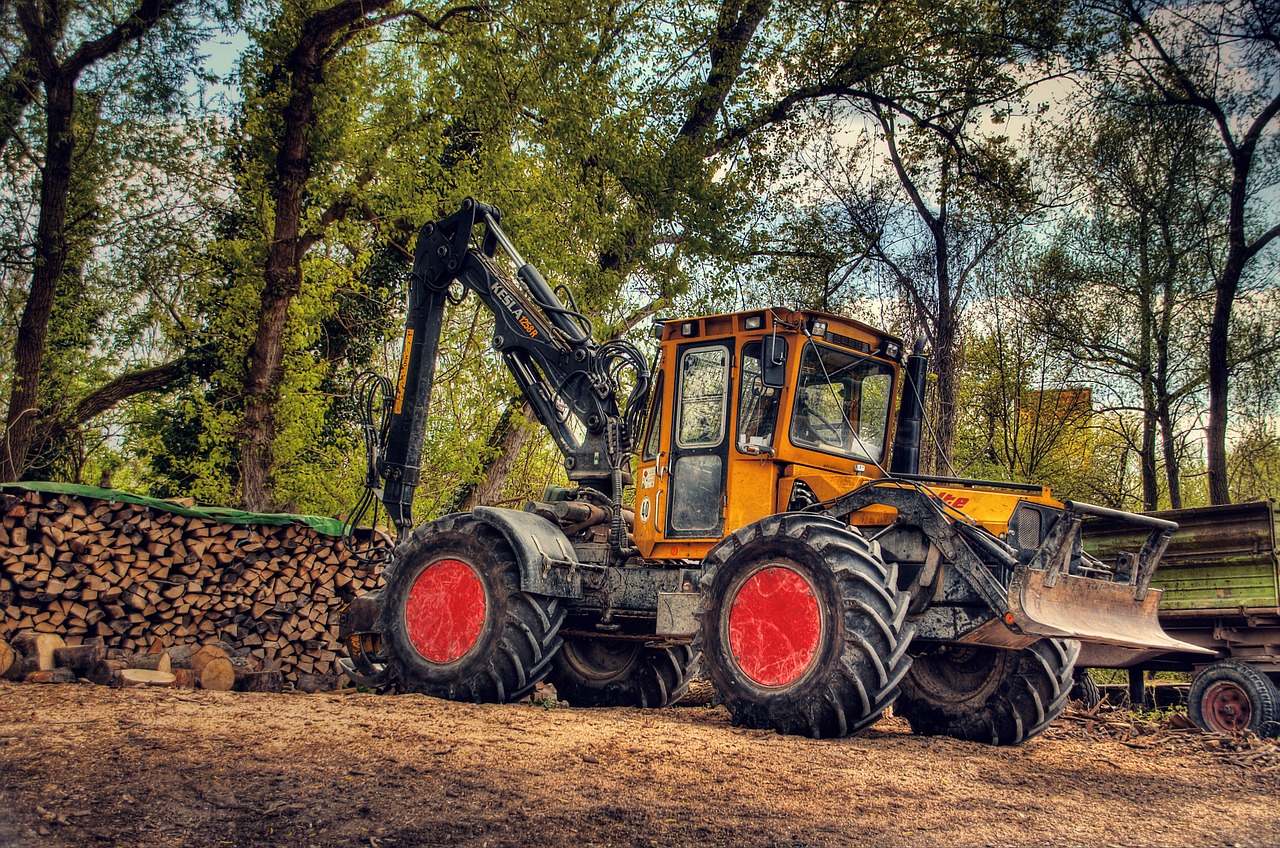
[1246,219,1280,261]
[678,0,773,142]
[0,45,41,160]
[65,0,185,77]
[68,356,191,425]
[876,106,937,229]
[399,4,493,31]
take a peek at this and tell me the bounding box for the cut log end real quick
[116,668,177,688]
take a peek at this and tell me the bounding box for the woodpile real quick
[0,486,388,690]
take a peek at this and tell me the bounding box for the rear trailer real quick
[1080,500,1280,735]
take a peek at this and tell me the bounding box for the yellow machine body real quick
[632,308,1056,556]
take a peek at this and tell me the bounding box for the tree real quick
[235,0,425,511]
[795,111,1040,472]
[0,0,218,482]
[1028,81,1223,509]
[954,243,1098,493]
[1096,0,1280,503]
[679,0,1070,472]
[225,0,1091,512]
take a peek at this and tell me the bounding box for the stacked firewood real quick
[0,487,389,690]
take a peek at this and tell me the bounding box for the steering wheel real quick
[798,403,847,448]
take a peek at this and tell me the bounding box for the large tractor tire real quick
[694,513,913,739]
[895,638,1079,745]
[547,637,695,708]
[380,513,565,702]
[1189,660,1280,737]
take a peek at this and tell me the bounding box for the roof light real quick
[681,322,696,337]
[809,319,827,337]
[744,314,764,330]
[885,341,901,361]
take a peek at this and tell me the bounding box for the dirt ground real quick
[2,682,1279,848]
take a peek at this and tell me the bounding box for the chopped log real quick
[196,656,235,691]
[53,643,106,673]
[12,632,65,671]
[235,669,283,693]
[25,667,77,684]
[163,644,194,668]
[295,672,339,694]
[190,643,230,675]
[171,668,198,688]
[116,669,177,688]
[87,659,125,686]
[0,639,24,680]
[114,652,171,672]
[0,489,390,690]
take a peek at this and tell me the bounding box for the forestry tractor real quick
[338,198,1203,745]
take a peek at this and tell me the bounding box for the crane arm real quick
[373,198,648,540]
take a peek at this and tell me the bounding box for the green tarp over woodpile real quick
[1,481,348,537]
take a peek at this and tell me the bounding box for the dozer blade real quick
[1007,567,1211,654]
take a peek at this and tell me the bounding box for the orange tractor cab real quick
[340,200,1204,745]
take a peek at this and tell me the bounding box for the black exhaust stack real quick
[890,338,927,476]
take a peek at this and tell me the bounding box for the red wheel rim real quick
[405,558,487,663]
[1203,680,1253,732]
[728,565,822,687]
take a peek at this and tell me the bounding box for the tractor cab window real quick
[790,342,894,463]
[737,341,779,454]
[676,347,730,448]
[641,374,663,460]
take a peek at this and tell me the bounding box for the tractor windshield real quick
[789,341,894,463]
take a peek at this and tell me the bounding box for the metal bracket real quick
[819,481,1012,621]
[1031,510,1082,589]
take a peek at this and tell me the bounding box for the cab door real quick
[666,342,732,538]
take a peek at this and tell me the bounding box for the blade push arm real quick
[377,198,648,537]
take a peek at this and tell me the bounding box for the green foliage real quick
[4,0,1276,520]
[1229,422,1280,503]
[0,0,230,480]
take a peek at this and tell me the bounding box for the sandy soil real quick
[1,681,1278,848]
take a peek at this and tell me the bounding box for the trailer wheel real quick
[1072,669,1102,710]
[895,638,1078,745]
[380,513,564,703]
[695,513,913,739]
[1189,660,1280,737]
[547,638,695,708]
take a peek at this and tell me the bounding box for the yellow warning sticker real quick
[394,329,414,414]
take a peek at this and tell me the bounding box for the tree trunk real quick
[1155,220,1182,509]
[930,324,958,475]
[929,197,957,474]
[239,63,315,512]
[237,0,394,512]
[1140,400,1159,511]
[2,0,185,481]
[1157,397,1181,510]
[1137,227,1158,510]
[1,73,75,482]
[1206,157,1252,506]
[443,398,537,513]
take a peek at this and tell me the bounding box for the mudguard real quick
[471,506,584,599]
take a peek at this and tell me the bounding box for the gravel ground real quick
[2,681,1279,847]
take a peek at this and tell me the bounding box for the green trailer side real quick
[1079,500,1280,735]
[1085,499,1280,619]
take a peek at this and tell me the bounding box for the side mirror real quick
[760,336,787,388]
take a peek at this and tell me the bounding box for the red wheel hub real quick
[1202,680,1253,732]
[728,565,822,687]
[405,558,487,663]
